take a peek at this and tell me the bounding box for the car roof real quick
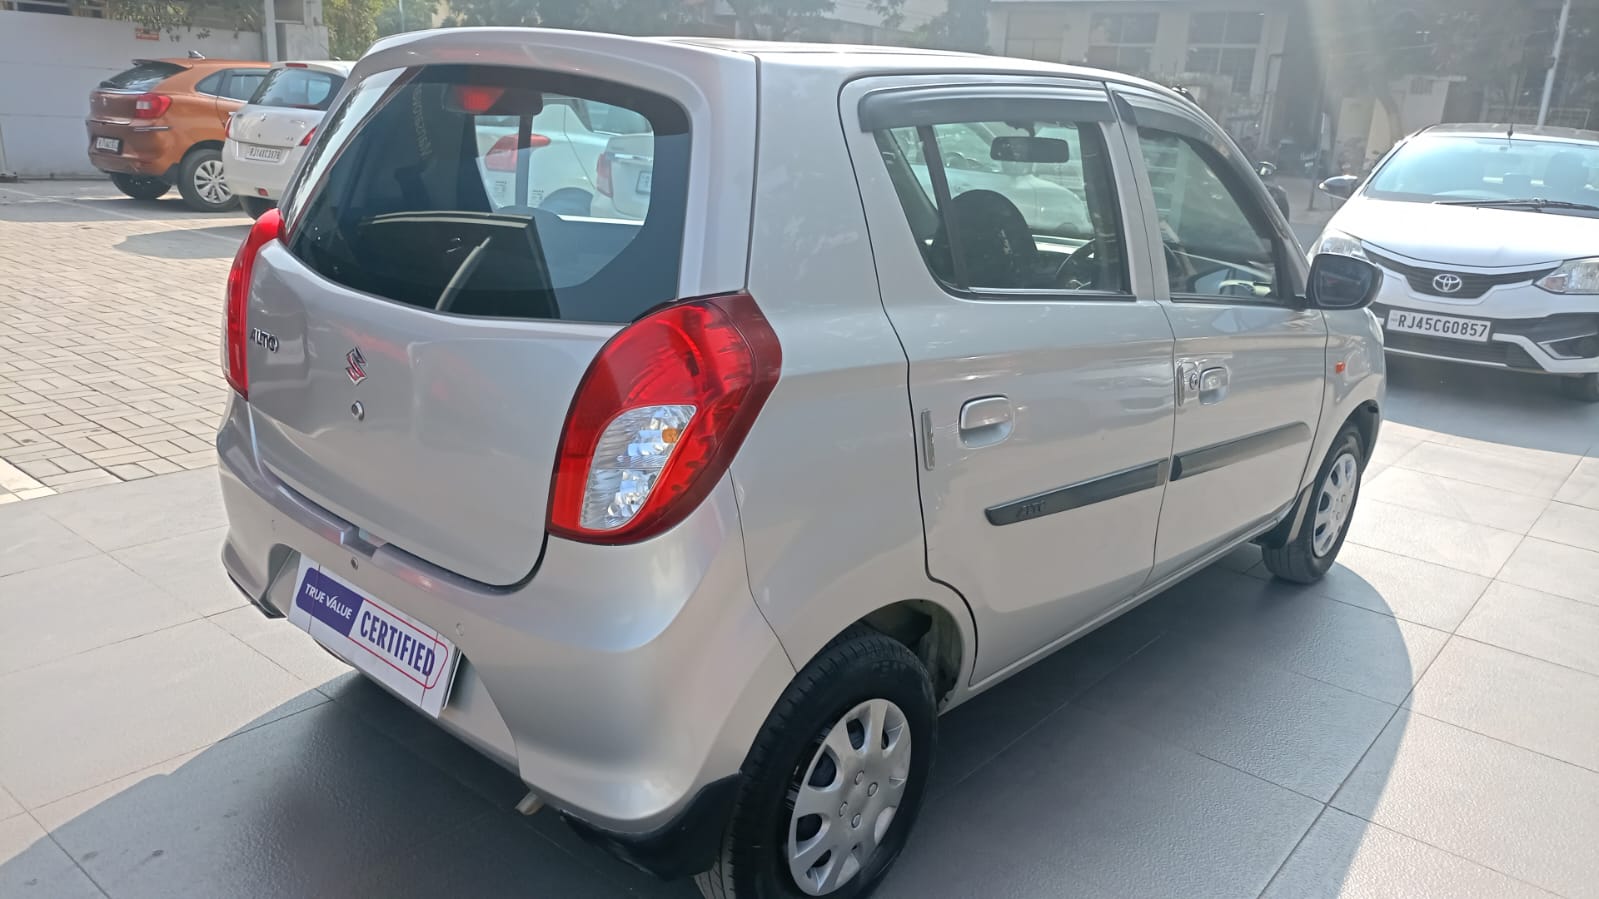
[1416,122,1599,145]
[271,60,356,75]
[362,28,1196,109]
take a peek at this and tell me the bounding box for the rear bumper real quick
[85,119,177,179]
[215,395,792,849]
[222,139,305,201]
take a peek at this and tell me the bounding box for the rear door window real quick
[250,68,345,110]
[222,70,267,101]
[286,64,688,323]
[100,61,183,91]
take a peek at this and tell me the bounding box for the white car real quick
[1315,124,1599,401]
[474,95,651,217]
[223,61,352,219]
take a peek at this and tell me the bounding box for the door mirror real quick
[1306,253,1380,309]
[1318,174,1359,199]
[1256,160,1277,178]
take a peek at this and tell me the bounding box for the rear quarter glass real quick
[284,63,688,324]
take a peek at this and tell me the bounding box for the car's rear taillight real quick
[225,114,234,139]
[224,208,283,398]
[484,133,550,171]
[596,151,614,197]
[300,127,316,147]
[549,293,781,544]
[133,93,171,118]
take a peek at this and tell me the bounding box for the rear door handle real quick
[1199,366,1229,404]
[959,396,1013,448]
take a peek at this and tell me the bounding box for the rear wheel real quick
[696,628,936,899]
[1560,373,1599,403]
[1263,425,1364,583]
[176,148,237,213]
[110,173,169,201]
[239,196,275,220]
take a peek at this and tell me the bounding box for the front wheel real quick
[697,629,936,899]
[175,148,237,213]
[109,173,169,201]
[1263,424,1364,583]
[1560,372,1599,403]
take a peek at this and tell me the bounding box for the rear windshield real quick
[251,67,346,111]
[100,61,184,91]
[284,64,688,324]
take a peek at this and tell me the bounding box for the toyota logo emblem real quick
[1432,273,1464,294]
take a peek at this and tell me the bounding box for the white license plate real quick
[636,171,652,194]
[94,136,120,153]
[1386,310,1492,343]
[243,145,286,163]
[288,558,459,716]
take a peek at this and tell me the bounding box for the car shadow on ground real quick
[1385,356,1599,455]
[114,225,251,260]
[2,556,1410,899]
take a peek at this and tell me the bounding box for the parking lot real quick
[2,179,1598,898]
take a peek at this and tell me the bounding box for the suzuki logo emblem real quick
[1432,273,1463,294]
[346,348,367,385]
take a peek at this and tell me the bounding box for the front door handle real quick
[959,396,1013,448]
[1199,366,1229,404]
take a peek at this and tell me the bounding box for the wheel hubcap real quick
[194,159,230,205]
[1312,451,1360,557]
[787,698,912,896]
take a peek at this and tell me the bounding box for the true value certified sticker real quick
[287,557,459,716]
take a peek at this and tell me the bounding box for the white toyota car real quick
[1314,124,1599,401]
[224,60,353,219]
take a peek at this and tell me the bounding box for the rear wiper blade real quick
[1437,197,1599,212]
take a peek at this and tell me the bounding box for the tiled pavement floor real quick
[3,181,1599,898]
[0,182,244,501]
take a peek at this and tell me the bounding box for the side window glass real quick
[225,71,267,101]
[876,115,1127,294]
[1137,129,1280,300]
[195,72,224,96]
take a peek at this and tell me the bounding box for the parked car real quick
[472,93,651,217]
[86,57,270,212]
[223,61,353,219]
[1315,123,1599,401]
[216,30,1385,899]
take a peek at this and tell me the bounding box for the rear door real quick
[1113,86,1325,580]
[843,76,1177,682]
[245,62,709,586]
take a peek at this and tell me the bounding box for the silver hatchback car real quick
[217,29,1385,899]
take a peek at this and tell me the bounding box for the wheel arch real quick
[804,597,974,711]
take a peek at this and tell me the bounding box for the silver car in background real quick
[223,60,353,219]
[216,30,1385,898]
[1314,124,1599,401]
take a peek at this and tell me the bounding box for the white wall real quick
[0,11,265,177]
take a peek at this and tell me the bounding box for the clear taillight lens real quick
[549,294,781,544]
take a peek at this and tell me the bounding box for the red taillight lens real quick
[484,132,550,171]
[596,151,614,197]
[224,208,283,398]
[300,127,316,147]
[225,114,234,139]
[550,293,782,544]
[133,93,171,119]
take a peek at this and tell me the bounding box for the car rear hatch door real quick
[91,60,187,122]
[241,56,721,586]
[231,105,317,150]
[232,65,347,148]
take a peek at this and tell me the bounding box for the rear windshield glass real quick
[100,61,184,91]
[251,67,346,110]
[285,64,687,324]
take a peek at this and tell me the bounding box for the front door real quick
[843,76,1177,683]
[1115,87,1327,580]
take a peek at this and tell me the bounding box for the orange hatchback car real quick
[87,58,271,212]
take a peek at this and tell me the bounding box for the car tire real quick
[1560,373,1599,403]
[109,173,170,201]
[175,148,238,213]
[695,627,936,899]
[539,188,593,217]
[1262,424,1364,584]
[239,197,275,220]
